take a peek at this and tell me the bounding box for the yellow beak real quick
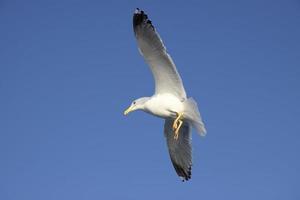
[124,105,134,115]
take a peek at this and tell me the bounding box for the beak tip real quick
[124,105,133,116]
[123,109,130,116]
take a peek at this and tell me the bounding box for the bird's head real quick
[124,97,149,115]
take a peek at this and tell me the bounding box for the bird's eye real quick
[133,101,136,105]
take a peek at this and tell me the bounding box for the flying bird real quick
[124,8,207,181]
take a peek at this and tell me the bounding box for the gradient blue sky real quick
[1,0,300,199]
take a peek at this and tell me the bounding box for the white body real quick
[144,94,184,118]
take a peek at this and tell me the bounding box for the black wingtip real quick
[171,158,192,181]
[182,166,192,181]
[133,8,154,30]
[134,8,140,14]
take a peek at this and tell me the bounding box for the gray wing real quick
[164,119,192,181]
[133,8,187,99]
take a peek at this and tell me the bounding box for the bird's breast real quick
[144,94,184,119]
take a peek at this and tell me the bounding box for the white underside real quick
[143,93,184,119]
[143,94,206,136]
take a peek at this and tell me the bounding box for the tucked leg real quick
[172,113,183,131]
[174,119,183,140]
[173,112,184,140]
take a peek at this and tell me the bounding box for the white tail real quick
[183,98,207,136]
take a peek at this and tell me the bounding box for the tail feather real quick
[183,98,206,136]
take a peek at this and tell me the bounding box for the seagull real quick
[124,8,207,181]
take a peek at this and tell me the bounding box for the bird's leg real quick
[172,112,184,140]
[172,113,183,131]
[174,119,183,140]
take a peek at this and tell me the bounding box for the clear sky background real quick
[1,0,300,199]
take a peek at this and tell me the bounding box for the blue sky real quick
[1,0,300,199]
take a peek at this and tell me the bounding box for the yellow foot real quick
[172,113,183,131]
[174,120,183,140]
[173,112,184,140]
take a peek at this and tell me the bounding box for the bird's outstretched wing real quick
[133,8,187,100]
[164,119,192,181]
